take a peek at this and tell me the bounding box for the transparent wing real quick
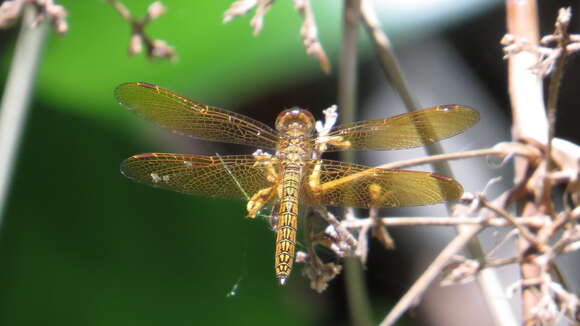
[121,153,274,201]
[115,82,280,150]
[302,160,463,208]
[323,105,479,151]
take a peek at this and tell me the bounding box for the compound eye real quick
[275,108,315,134]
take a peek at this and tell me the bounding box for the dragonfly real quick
[116,82,479,285]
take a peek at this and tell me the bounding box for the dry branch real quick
[107,0,176,61]
[223,0,330,73]
[0,0,67,33]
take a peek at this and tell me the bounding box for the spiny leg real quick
[307,159,324,201]
[315,135,352,154]
[246,151,279,218]
[246,186,277,218]
[367,183,396,249]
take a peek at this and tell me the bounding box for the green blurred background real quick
[5,0,579,325]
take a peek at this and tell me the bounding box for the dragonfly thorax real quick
[276,136,313,163]
[275,108,315,136]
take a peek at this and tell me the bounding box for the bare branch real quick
[0,0,68,34]
[377,142,540,171]
[480,197,541,247]
[223,0,273,35]
[107,0,176,61]
[314,206,357,250]
[545,8,573,175]
[249,0,273,35]
[341,215,553,229]
[223,0,258,23]
[441,257,520,286]
[293,0,330,73]
[224,0,329,73]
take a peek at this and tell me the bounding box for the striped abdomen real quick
[274,166,301,285]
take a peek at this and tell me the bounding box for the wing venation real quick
[121,153,273,201]
[302,160,463,208]
[115,82,280,150]
[323,105,479,151]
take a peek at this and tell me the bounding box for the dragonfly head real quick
[275,107,315,136]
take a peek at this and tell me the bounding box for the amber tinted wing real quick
[323,105,479,151]
[121,153,274,201]
[302,160,463,208]
[115,82,279,150]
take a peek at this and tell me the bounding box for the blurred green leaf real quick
[39,0,341,127]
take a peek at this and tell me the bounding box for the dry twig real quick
[0,0,67,33]
[223,0,330,73]
[502,8,580,78]
[108,0,176,61]
[293,0,330,73]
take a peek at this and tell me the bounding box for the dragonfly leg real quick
[252,151,279,183]
[246,151,280,218]
[368,183,395,207]
[326,136,352,151]
[246,186,277,218]
[307,160,323,201]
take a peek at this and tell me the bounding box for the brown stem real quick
[545,8,571,172]
[480,198,541,247]
[505,1,544,322]
[341,216,553,228]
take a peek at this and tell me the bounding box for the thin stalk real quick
[338,1,372,325]
[505,1,545,322]
[360,1,514,324]
[341,216,553,228]
[0,7,48,230]
[544,8,570,191]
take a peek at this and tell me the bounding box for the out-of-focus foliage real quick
[39,0,341,126]
[37,0,498,127]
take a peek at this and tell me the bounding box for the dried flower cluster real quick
[0,0,67,34]
[224,0,330,73]
[447,191,579,324]
[502,8,580,77]
[107,0,176,61]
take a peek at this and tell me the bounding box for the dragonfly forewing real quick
[115,82,280,150]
